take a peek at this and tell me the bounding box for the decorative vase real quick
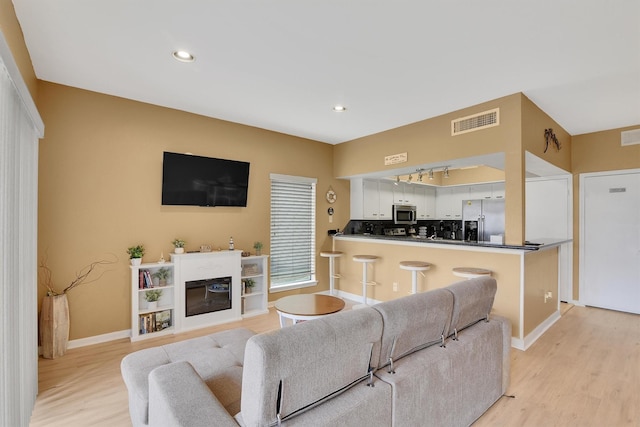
[255,249,262,256]
[40,294,70,359]
[130,258,142,266]
[174,247,184,254]
[147,301,158,310]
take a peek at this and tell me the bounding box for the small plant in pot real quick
[172,238,186,254]
[243,278,255,294]
[253,241,263,256]
[144,289,163,310]
[151,267,171,286]
[127,245,145,265]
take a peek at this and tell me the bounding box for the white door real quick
[581,170,640,314]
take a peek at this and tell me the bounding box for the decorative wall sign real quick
[384,152,408,165]
[544,128,561,153]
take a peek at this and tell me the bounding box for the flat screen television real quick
[161,151,250,207]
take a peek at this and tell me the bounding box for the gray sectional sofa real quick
[121,276,511,427]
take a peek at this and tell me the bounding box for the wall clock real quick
[326,187,337,204]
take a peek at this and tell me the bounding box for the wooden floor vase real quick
[40,294,70,359]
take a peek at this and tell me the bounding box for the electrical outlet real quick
[544,291,553,303]
[393,282,398,292]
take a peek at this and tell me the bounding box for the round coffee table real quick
[275,294,345,327]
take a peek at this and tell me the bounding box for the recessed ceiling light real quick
[172,50,195,62]
[333,105,346,112]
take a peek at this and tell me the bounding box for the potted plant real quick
[151,267,171,286]
[127,245,145,265]
[172,238,186,254]
[144,289,163,310]
[243,278,255,294]
[253,241,263,256]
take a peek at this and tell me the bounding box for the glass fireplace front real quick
[185,276,232,317]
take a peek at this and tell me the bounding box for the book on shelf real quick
[138,269,155,289]
[139,309,172,334]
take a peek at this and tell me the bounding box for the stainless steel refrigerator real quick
[462,199,505,243]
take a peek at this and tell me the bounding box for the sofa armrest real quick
[148,361,238,427]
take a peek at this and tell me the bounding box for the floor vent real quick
[451,108,499,136]
[621,128,640,146]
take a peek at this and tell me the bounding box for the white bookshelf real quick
[241,255,269,318]
[130,262,176,341]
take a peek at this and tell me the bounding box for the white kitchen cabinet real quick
[436,186,465,219]
[414,185,436,219]
[360,179,394,220]
[468,183,492,199]
[393,182,415,204]
[378,181,394,219]
[467,182,505,200]
[491,182,505,199]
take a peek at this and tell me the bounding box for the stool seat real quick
[399,261,432,271]
[352,255,379,308]
[353,255,379,263]
[452,267,493,279]
[400,261,432,294]
[321,251,343,295]
[320,250,343,258]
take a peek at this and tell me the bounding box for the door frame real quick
[579,168,640,307]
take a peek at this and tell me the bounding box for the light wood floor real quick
[30,303,640,427]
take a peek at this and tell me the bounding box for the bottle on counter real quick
[229,237,234,251]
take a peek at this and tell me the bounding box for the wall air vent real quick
[451,108,499,136]
[621,128,640,146]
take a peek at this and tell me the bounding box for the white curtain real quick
[0,31,43,426]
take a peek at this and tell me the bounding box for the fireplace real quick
[185,276,232,317]
[171,250,242,332]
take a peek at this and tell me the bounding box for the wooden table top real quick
[274,294,345,316]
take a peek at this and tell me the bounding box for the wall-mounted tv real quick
[161,151,250,207]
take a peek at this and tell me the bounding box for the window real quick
[270,174,317,292]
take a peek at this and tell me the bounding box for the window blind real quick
[270,174,316,288]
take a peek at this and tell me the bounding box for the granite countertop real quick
[334,234,571,251]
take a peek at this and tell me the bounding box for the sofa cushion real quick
[121,327,255,426]
[372,289,454,371]
[445,276,497,338]
[239,307,384,426]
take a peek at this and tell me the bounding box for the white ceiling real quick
[12,0,640,145]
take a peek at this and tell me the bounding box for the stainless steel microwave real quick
[393,204,417,225]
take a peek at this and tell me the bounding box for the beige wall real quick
[0,0,37,98]
[36,82,349,340]
[523,248,558,336]
[570,126,640,300]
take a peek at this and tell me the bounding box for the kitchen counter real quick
[328,234,571,350]
[334,234,569,252]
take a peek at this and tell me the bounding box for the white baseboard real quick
[511,310,561,351]
[67,329,131,350]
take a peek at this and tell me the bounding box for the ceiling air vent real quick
[451,108,499,136]
[621,128,640,147]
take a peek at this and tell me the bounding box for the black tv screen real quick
[161,152,250,207]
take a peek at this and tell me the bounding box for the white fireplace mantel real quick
[171,250,242,332]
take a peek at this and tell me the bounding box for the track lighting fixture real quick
[428,169,434,180]
[407,174,413,183]
[418,170,423,182]
[444,167,449,178]
[395,175,400,185]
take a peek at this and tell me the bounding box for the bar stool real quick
[320,250,343,296]
[399,261,432,294]
[352,255,379,308]
[452,267,493,279]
